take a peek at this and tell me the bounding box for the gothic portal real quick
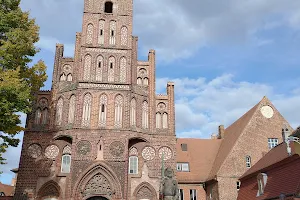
[14,0,176,199]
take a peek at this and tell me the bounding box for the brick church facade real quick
[15,0,176,199]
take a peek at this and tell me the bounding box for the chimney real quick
[218,125,225,139]
[282,126,290,143]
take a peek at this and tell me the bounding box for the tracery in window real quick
[99,94,107,127]
[130,98,136,126]
[109,21,116,45]
[120,57,126,83]
[142,101,149,129]
[35,108,42,124]
[120,26,128,46]
[114,95,123,128]
[56,98,64,126]
[96,55,104,81]
[108,56,115,82]
[42,108,48,124]
[98,20,105,45]
[68,95,76,124]
[82,93,92,127]
[86,23,94,44]
[83,54,92,81]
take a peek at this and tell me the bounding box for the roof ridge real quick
[207,99,262,180]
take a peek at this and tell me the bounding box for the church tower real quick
[15,0,176,199]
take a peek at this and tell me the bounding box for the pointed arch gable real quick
[133,182,157,200]
[73,162,122,199]
[37,180,61,199]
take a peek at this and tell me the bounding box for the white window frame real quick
[190,189,197,200]
[246,156,251,168]
[268,138,279,149]
[61,154,71,173]
[129,156,138,174]
[179,189,184,200]
[177,163,189,172]
[237,181,241,191]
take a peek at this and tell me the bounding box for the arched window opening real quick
[99,94,107,127]
[83,55,92,81]
[35,108,42,124]
[60,73,66,81]
[67,74,72,81]
[61,146,71,173]
[114,95,123,128]
[86,23,94,44]
[42,108,48,124]
[246,155,251,168]
[120,57,127,83]
[130,98,136,126]
[56,98,64,126]
[68,95,76,124]
[96,56,104,81]
[104,1,113,13]
[142,101,149,129]
[109,21,116,45]
[162,113,168,128]
[143,77,149,86]
[120,26,128,46]
[98,20,105,45]
[129,156,138,174]
[82,93,92,127]
[108,56,115,82]
[137,77,142,85]
[156,112,161,128]
[96,138,104,160]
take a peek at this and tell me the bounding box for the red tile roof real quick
[0,182,14,196]
[176,138,222,183]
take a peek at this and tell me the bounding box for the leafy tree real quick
[0,0,47,166]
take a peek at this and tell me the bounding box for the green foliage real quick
[0,0,47,166]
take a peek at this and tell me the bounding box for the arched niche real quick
[133,182,157,200]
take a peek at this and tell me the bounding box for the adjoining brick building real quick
[237,127,300,200]
[14,0,176,199]
[176,97,292,200]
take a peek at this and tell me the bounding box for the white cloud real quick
[156,74,300,138]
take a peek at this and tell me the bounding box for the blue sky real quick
[1,0,300,185]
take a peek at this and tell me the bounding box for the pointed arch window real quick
[86,23,94,44]
[98,20,105,45]
[143,78,149,86]
[83,55,92,81]
[67,74,72,81]
[156,112,161,128]
[60,73,66,81]
[108,56,115,82]
[120,26,128,46]
[56,98,64,126]
[42,108,48,125]
[137,77,142,85]
[35,108,42,124]
[96,55,104,81]
[114,95,123,128]
[99,94,108,127]
[162,113,168,128]
[82,93,92,127]
[109,21,116,45]
[130,98,136,126]
[61,146,71,173]
[68,95,76,124]
[129,156,138,174]
[142,101,149,129]
[120,57,127,83]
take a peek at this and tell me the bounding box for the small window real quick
[98,62,101,68]
[111,30,114,37]
[110,63,113,69]
[237,181,241,191]
[61,154,71,173]
[177,163,189,172]
[190,189,197,200]
[100,30,103,35]
[179,189,184,200]
[246,156,251,168]
[181,144,187,151]
[268,138,279,149]
[104,1,113,13]
[0,192,5,196]
[129,156,138,174]
[101,104,105,112]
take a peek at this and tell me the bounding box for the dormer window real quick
[181,144,187,151]
[104,2,113,13]
[257,173,268,196]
